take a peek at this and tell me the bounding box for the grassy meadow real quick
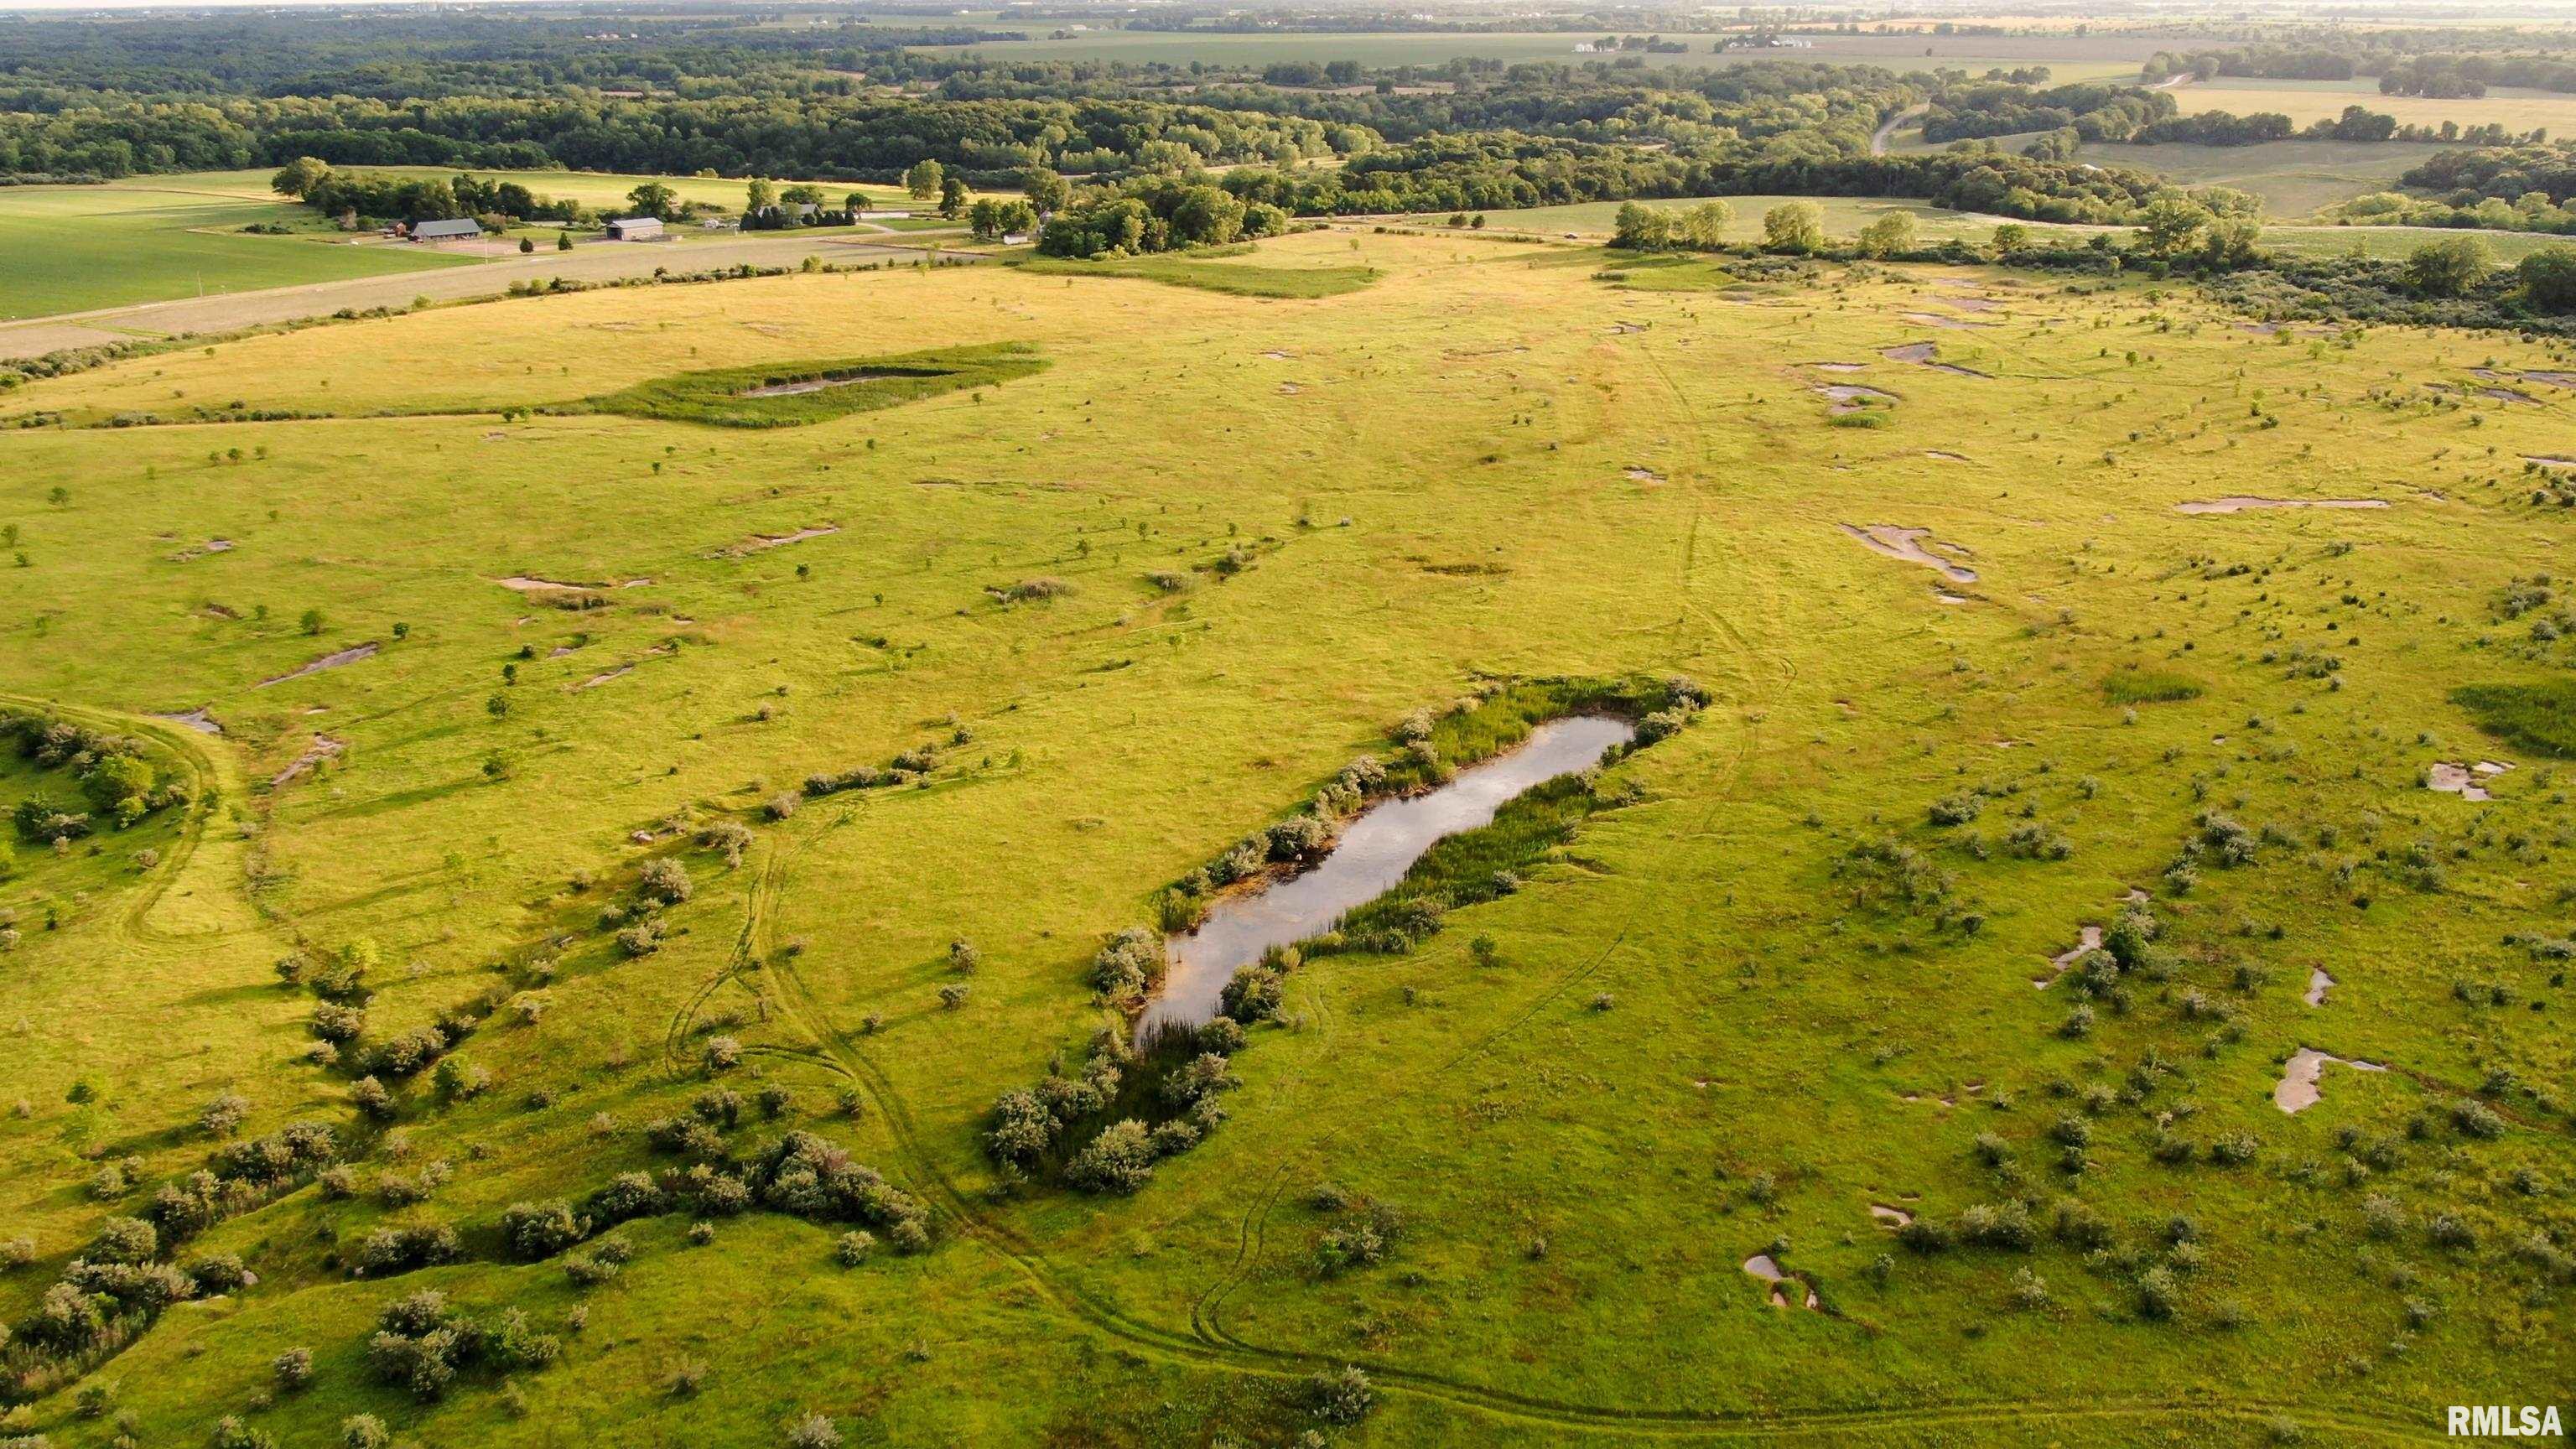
[1,225,2574,1446]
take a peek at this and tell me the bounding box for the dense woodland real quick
[1,8,2573,295]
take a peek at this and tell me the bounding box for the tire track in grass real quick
[0,691,270,949]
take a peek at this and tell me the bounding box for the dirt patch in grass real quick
[740,371,899,398]
[718,526,839,557]
[2174,496,2389,515]
[149,707,221,735]
[271,733,345,786]
[2274,1048,2386,1114]
[1741,1254,1820,1311]
[2033,925,2103,989]
[1838,523,1976,584]
[257,641,378,688]
[2424,761,2494,801]
[1898,312,1992,330]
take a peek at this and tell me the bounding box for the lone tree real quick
[2521,243,2576,313]
[938,174,969,219]
[626,181,678,220]
[1762,201,1825,256]
[905,159,944,201]
[746,179,778,213]
[1022,167,1070,216]
[2406,236,2491,299]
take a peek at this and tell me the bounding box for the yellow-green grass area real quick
[2173,75,2576,132]
[1398,194,2573,264]
[2083,140,2429,221]
[2258,224,2574,262]
[1395,194,2074,245]
[1017,244,1383,298]
[3,226,2575,1446]
[0,180,486,320]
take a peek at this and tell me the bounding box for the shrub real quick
[784,1413,843,1449]
[501,1200,592,1259]
[212,1416,278,1449]
[835,1230,876,1266]
[704,1036,743,1072]
[341,1417,392,1449]
[1089,926,1164,1001]
[937,983,970,1010]
[351,1224,461,1276]
[1218,964,1283,1024]
[2137,1265,2180,1319]
[636,858,693,905]
[1958,1200,2037,1250]
[1064,1119,1156,1194]
[1309,1365,1374,1425]
[199,1092,252,1138]
[273,1346,315,1391]
[699,820,756,865]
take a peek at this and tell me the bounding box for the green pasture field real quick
[1,226,2573,1446]
[0,171,946,321]
[0,181,482,320]
[2083,140,2428,221]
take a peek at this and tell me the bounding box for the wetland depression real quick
[1136,714,1637,1041]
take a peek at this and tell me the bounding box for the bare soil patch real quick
[257,641,378,688]
[1838,523,1977,584]
[2173,496,2389,515]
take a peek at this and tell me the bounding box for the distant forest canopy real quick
[1,8,2571,252]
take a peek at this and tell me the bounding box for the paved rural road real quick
[0,231,976,362]
[1870,102,1930,156]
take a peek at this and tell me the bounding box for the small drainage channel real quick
[1135,715,1636,1042]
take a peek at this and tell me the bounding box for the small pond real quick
[1135,715,1637,1041]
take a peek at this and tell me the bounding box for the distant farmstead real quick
[605,216,665,241]
[410,218,481,242]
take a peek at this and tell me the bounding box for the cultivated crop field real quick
[2,226,2574,1447]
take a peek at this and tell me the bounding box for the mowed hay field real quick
[3,226,2576,1446]
[2173,75,2576,132]
[0,179,483,320]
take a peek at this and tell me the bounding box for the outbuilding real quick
[605,216,665,241]
[410,218,481,242]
